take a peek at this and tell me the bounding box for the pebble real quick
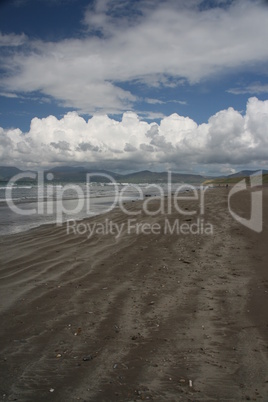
[83,355,93,361]
[74,328,82,336]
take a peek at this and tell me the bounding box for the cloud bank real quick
[1,97,268,173]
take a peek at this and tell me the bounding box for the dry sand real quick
[0,188,267,401]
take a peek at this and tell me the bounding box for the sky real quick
[0,0,268,175]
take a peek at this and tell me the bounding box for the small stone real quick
[74,328,82,336]
[83,355,93,361]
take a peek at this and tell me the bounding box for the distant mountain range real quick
[228,169,268,178]
[0,165,205,184]
[0,166,23,180]
[1,166,268,184]
[203,169,268,185]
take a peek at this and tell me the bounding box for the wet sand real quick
[0,188,268,401]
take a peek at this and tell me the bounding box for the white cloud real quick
[145,98,187,105]
[0,32,27,47]
[1,1,268,113]
[138,111,167,120]
[0,97,268,173]
[227,83,268,95]
[0,92,19,98]
[145,98,164,105]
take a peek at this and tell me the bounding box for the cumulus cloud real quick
[124,143,137,152]
[1,1,268,113]
[0,97,268,173]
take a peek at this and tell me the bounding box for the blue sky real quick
[0,0,268,174]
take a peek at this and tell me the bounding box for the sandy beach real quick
[0,187,268,401]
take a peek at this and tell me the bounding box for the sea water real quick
[0,182,198,236]
[0,183,137,235]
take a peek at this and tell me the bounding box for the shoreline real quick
[0,184,207,237]
[0,188,267,401]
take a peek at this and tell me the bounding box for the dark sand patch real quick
[0,188,267,401]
